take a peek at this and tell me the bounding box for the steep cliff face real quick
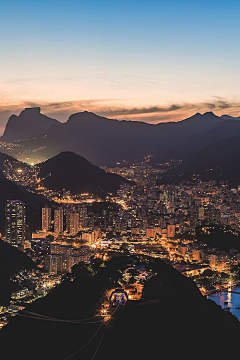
[1,107,59,142]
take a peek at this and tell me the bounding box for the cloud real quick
[22,99,110,111]
[97,98,240,122]
[98,103,195,117]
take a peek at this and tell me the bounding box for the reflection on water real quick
[208,286,240,321]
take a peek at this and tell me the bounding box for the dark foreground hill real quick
[38,151,130,196]
[0,239,36,304]
[1,256,239,358]
[0,170,54,234]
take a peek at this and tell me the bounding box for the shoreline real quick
[205,281,240,296]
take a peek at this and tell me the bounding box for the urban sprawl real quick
[1,156,240,327]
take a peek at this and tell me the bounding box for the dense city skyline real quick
[1,0,240,134]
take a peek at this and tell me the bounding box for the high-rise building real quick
[54,208,63,233]
[82,231,94,244]
[42,207,51,231]
[167,224,175,238]
[69,212,79,235]
[44,255,58,274]
[65,209,71,233]
[5,200,26,246]
[198,206,204,221]
[192,249,201,262]
[115,222,121,233]
[79,206,88,229]
[146,227,156,239]
[161,229,167,239]
[131,227,140,235]
[31,239,51,257]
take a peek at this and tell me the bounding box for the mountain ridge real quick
[166,134,240,185]
[1,107,240,167]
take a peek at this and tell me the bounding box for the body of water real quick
[208,286,240,321]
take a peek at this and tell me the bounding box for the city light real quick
[2,154,240,331]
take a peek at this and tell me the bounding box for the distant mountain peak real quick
[66,111,112,125]
[1,107,59,142]
[221,114,240,120]
[188,111,219,119]
[21,107,41,115]
[181,111,219,123]
[68,111,102,118]
[202,111,218,117]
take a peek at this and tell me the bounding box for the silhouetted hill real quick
[38,151,130,196]
[177,111,220,130]
[1,256,239,358]
[1,108,227,166]
[46,111,166,165]
[3,108,240,167]
[161,118,240,161]
[0,170,54,234]
[221,114,240,120]
[46,111,224,166]
[151,111,223,163]
[1,107,59,142]
[0,239,36,304]
[166,135,240,185]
